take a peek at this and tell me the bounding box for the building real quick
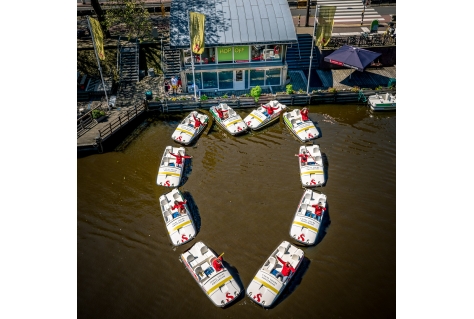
[169,0,297,94]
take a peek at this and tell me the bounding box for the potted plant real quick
[250,85,262,102]
[92,109,107,122]
[286,84,294,94]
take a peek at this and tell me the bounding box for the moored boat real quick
[159,188,196,246]
[171,111,209,145]
[209,103,248,135]
[368,92,396,111]
[243,100,287,130]
[246,241,304,308]
[282,108,319,142]
[297,144,325,187]
[289,189,327,245]
[179,241,242,307]
[156,146,189,187]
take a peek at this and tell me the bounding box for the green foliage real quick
[375,85,383,90]
[200,95,208,101]
[92,109,106,119]
[105,0,152,40]
[328,87,337,93]
[250,86,262,102]
[298,88,304,94]
[351,86,360,92]
[286,84,294,94]
[222,94,228,99]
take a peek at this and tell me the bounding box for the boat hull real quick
[283,110,319,142]
[289,189,327,246]
[368,93,396,111]
[298,145,325,187]
[210,104,248,136]
[246,241,304,308]
[171,111,209,145]
[179,242,242,307]
[243,101,286,131]
[156,146,186,187]
[159,188,196,246]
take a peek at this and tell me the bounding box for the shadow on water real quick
[265,256,311,310]
[221,260,246,309]
[314,203,332,246]
[182,190,201,233]
[179,159,193,187]
[322,152,329,187]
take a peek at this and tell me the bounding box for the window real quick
[186,73,202,89]
[266,69,281,85]
[218,71,233,89]
[251,45,264,62]
[250,69,265,86]
[202,72,218,89]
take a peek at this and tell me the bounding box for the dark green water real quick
[78,104,396,318]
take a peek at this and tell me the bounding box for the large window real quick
[250,69,265,86]
[266,69,281,85]
[202,72,218,89]
[251,45,264,62]
[218,71,233,89]
[186,73,202,89]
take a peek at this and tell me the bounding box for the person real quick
[215,107,229,120]
[171,76,178,95]
[192,113,202,128]
[171,199,187,216]
[169,150,192,168]
[274,45,280,55]
[211,256,224,272]
[261,103,279,117]
[301,107,310,121]
[275,256,296,282]
[295,151,309,166]
[164,80,170,95]
[177,77,182,87]
[311,202,326,221]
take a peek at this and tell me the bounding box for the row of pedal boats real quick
[157,101,328,308]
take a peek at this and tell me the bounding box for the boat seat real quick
[291,119,297,127]
[303,192,312,203]
[265,256,277,272]
[278,243,289,256]
[385,93,389,100]
[160,199,168,207]
[173,192,181,200]
[187,254,195,263]
[299,203,308,215]
[195,266,203,277]
[163,210,172,222]
[291,254,300,262]
[200,245,208,255]
[314,155,322,165]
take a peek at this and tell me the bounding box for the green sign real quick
[217,46,233,62]
[233,46,249,62]
[217,46,249,62]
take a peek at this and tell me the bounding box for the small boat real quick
[156,146,188,187]
[282,109,319,142]
[297,144,325,187]
[289,189,327,245]
[171,111,209,145]
[159,188,196,246]
[368,92,396,111]
[179,241,242,307]
[246,241,304,308]
[243,100,287,130]
[209,103,248,135]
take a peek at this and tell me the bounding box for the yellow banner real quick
[315,6,336,47]
[89,17,105,60]
[190,12,205,55]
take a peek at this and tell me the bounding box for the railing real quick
[324,33,395,49]
[97,101,147,140]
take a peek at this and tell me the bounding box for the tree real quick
[105,0,152,41]
[91,0,111,38]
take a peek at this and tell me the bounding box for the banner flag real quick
[89,17,105,60]
[315,6,336,47]
[189,12,205,55]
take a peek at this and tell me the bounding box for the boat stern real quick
[243,110,267,130]
[157,165,182,187]
[300,165,325,187]
[171,124,197,144]
[168,216,196,246]
[247,270,282,308]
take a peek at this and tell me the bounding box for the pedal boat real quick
[246,241,304,308]
[289,189,327,245]
[282,109,319,142]
[179,241,242,307]
[243,100,287,131]
[159,188,196,246]
[156,146,186,187]
[171,111,209,145]
[298,144,325,187]
[368,92,396,111]
[209,103,248,136]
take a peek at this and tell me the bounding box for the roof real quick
[169,0,298,49]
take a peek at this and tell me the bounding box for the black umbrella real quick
[324,45,381,78]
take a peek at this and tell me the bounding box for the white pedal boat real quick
[368,92,396,111]
[243,100,287,130]
[209,103,248,135]
[247,241,304,308]
[159,188,196,246]
[179,241,242,307]
[282,109,319,142]
[289,189,327,245]
[298,144,325,187]
[156,146,187,187]
[171,111,209,145]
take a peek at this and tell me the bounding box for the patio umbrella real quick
[324,45,381,78]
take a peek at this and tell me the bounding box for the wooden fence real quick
[97,102,147,141]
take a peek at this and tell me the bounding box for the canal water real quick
[77,104,396,318]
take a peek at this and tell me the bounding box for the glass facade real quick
[202,72,218,89]
[218,71,233,89]
[266,69,281,85]
[250,69,265,86]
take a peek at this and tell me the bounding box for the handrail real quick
[98,101,146,140]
